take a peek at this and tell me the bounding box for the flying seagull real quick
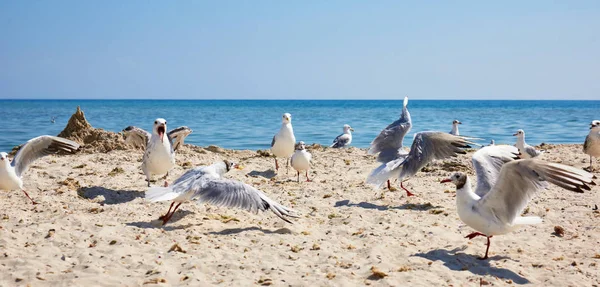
[441,145,595,259]
[270,113,296,172]
[0,136,80,204]
[122,118,192,186]
[330,124,354,148]
[145,160,298,225]
[368,96,412,191]
[583,120,600,171]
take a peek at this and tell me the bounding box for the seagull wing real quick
[191,179,298,223]
[471,145,520,197]
[476,160,594,225]
[11,136,80,176]
[168,126,193,151]
[523,145,542,158]
[368,97,412,161]
[122,126,151,149]
[399,131,475,179]
[331,133,350,148]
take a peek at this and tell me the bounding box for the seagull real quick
[449,120,462,136]
[122,118,192,187]
[584,120,600,171]
[50,116,56,124]
[441,145,595,259]
[270,113,296,172]
[489,139,495,146]
[368,131,477,197]
[0,136,80,204]
[368,96,412,191]
[145,160,298,225]
[291,141,312,182]
[330,124,354,148]
[513,129,542,158]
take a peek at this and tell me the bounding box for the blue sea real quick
[1,100,598,152]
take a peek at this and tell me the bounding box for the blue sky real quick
[1,1,598,100]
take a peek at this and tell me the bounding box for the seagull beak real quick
[512,133,518,136]
[440,178,452,183]
[158,125,166,142]
[350,128,355,132]
[458,121,462,125]
[234,164,243,170]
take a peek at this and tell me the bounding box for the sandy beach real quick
[0,134,598,286]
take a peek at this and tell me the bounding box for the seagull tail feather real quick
[366,159,402,189]
[145,186,179,202]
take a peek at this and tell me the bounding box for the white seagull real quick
[584,120,600,171]
[145,160,298,225]
[449,120,462,136]
[270,113,296,172]
[291,141,312,182]
[330,124,354,148]
[122,118,192,186]
[368,96,412,191]
[368,131,477,197]
[441,145,594,259]
[0,136,80,204]
[513,129,542,158]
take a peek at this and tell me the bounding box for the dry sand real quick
[0,141,599,286]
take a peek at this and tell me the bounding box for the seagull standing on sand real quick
[513,129,542,158]
[449,120,462,136]
[145,160,298,225]
[122,118,192,187]
[270,113,296,172]
[583,120,600,171]
[368,96,412,191]
[291,141,312,182]
[0,136,80,204]
[368,131,477,197]
[441,145,594,259]
[330,124,354,148]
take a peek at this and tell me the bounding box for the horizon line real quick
[1,98,599,101]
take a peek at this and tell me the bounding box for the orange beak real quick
[440,178,452,183]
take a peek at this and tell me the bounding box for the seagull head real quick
[512,129,525,138]
[223,160,242,172]
[0,152,7,162]
[452,120,462,125]
[295,141,306,151]
[153,118,167,142]
[343,124,354,133]
[440,172,468,189]
[282,113,292,124]
[590,120,600,130]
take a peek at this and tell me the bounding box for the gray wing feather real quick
[524,145,541,158]
[168,126,193,151]
[122,126,151,149]
[331,134,350,148]
[583,135,591,153]
[192,179,298,223]
[471,145,520,197]
[271,136,276,148]
[476,160,594,225]
[399,132,475,179]
[368,101,412,162]
[11,136,80,176]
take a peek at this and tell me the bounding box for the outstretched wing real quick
[122,126,151,149]
[168,126,193,151]
[476,160,594,225]
[399,131,476,179]
[11,136,80,176]
[192,179,298,223]
[368,97,412,161]
[471,145,520,197]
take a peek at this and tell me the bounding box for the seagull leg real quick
[22,190,38,205]
[590,156,594,171]
[387,180,391,190]
[480,236,492,260]
[159,202,175,221]
[297,171,300,182]
[286,158,290,174]
[305,170,311,182]
[400,181,415,197]
[465,232,486,240]
[162,202,183,225]
[275,158,279,171]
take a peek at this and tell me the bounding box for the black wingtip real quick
[123,126,135,132]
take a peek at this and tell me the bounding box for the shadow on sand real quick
[334,199,442,211]
[77,186,144,205]
[247,169,277,179]
[209,226,294,235]
[413,247,529,284]
[126,210,196,230]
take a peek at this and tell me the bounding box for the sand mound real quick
[57,106,128,153]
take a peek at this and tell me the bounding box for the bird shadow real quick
[209,226,294,235]
[247,169,277,179]
[334,200,442,211]
[126,210,196,230]
[413,247,529,284]
[77,186,144,205]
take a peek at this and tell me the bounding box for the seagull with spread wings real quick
[122,118,192,186]
[0,136,80,204]
[441,145,595,259]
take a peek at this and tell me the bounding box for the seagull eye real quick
[154,121,158,124]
